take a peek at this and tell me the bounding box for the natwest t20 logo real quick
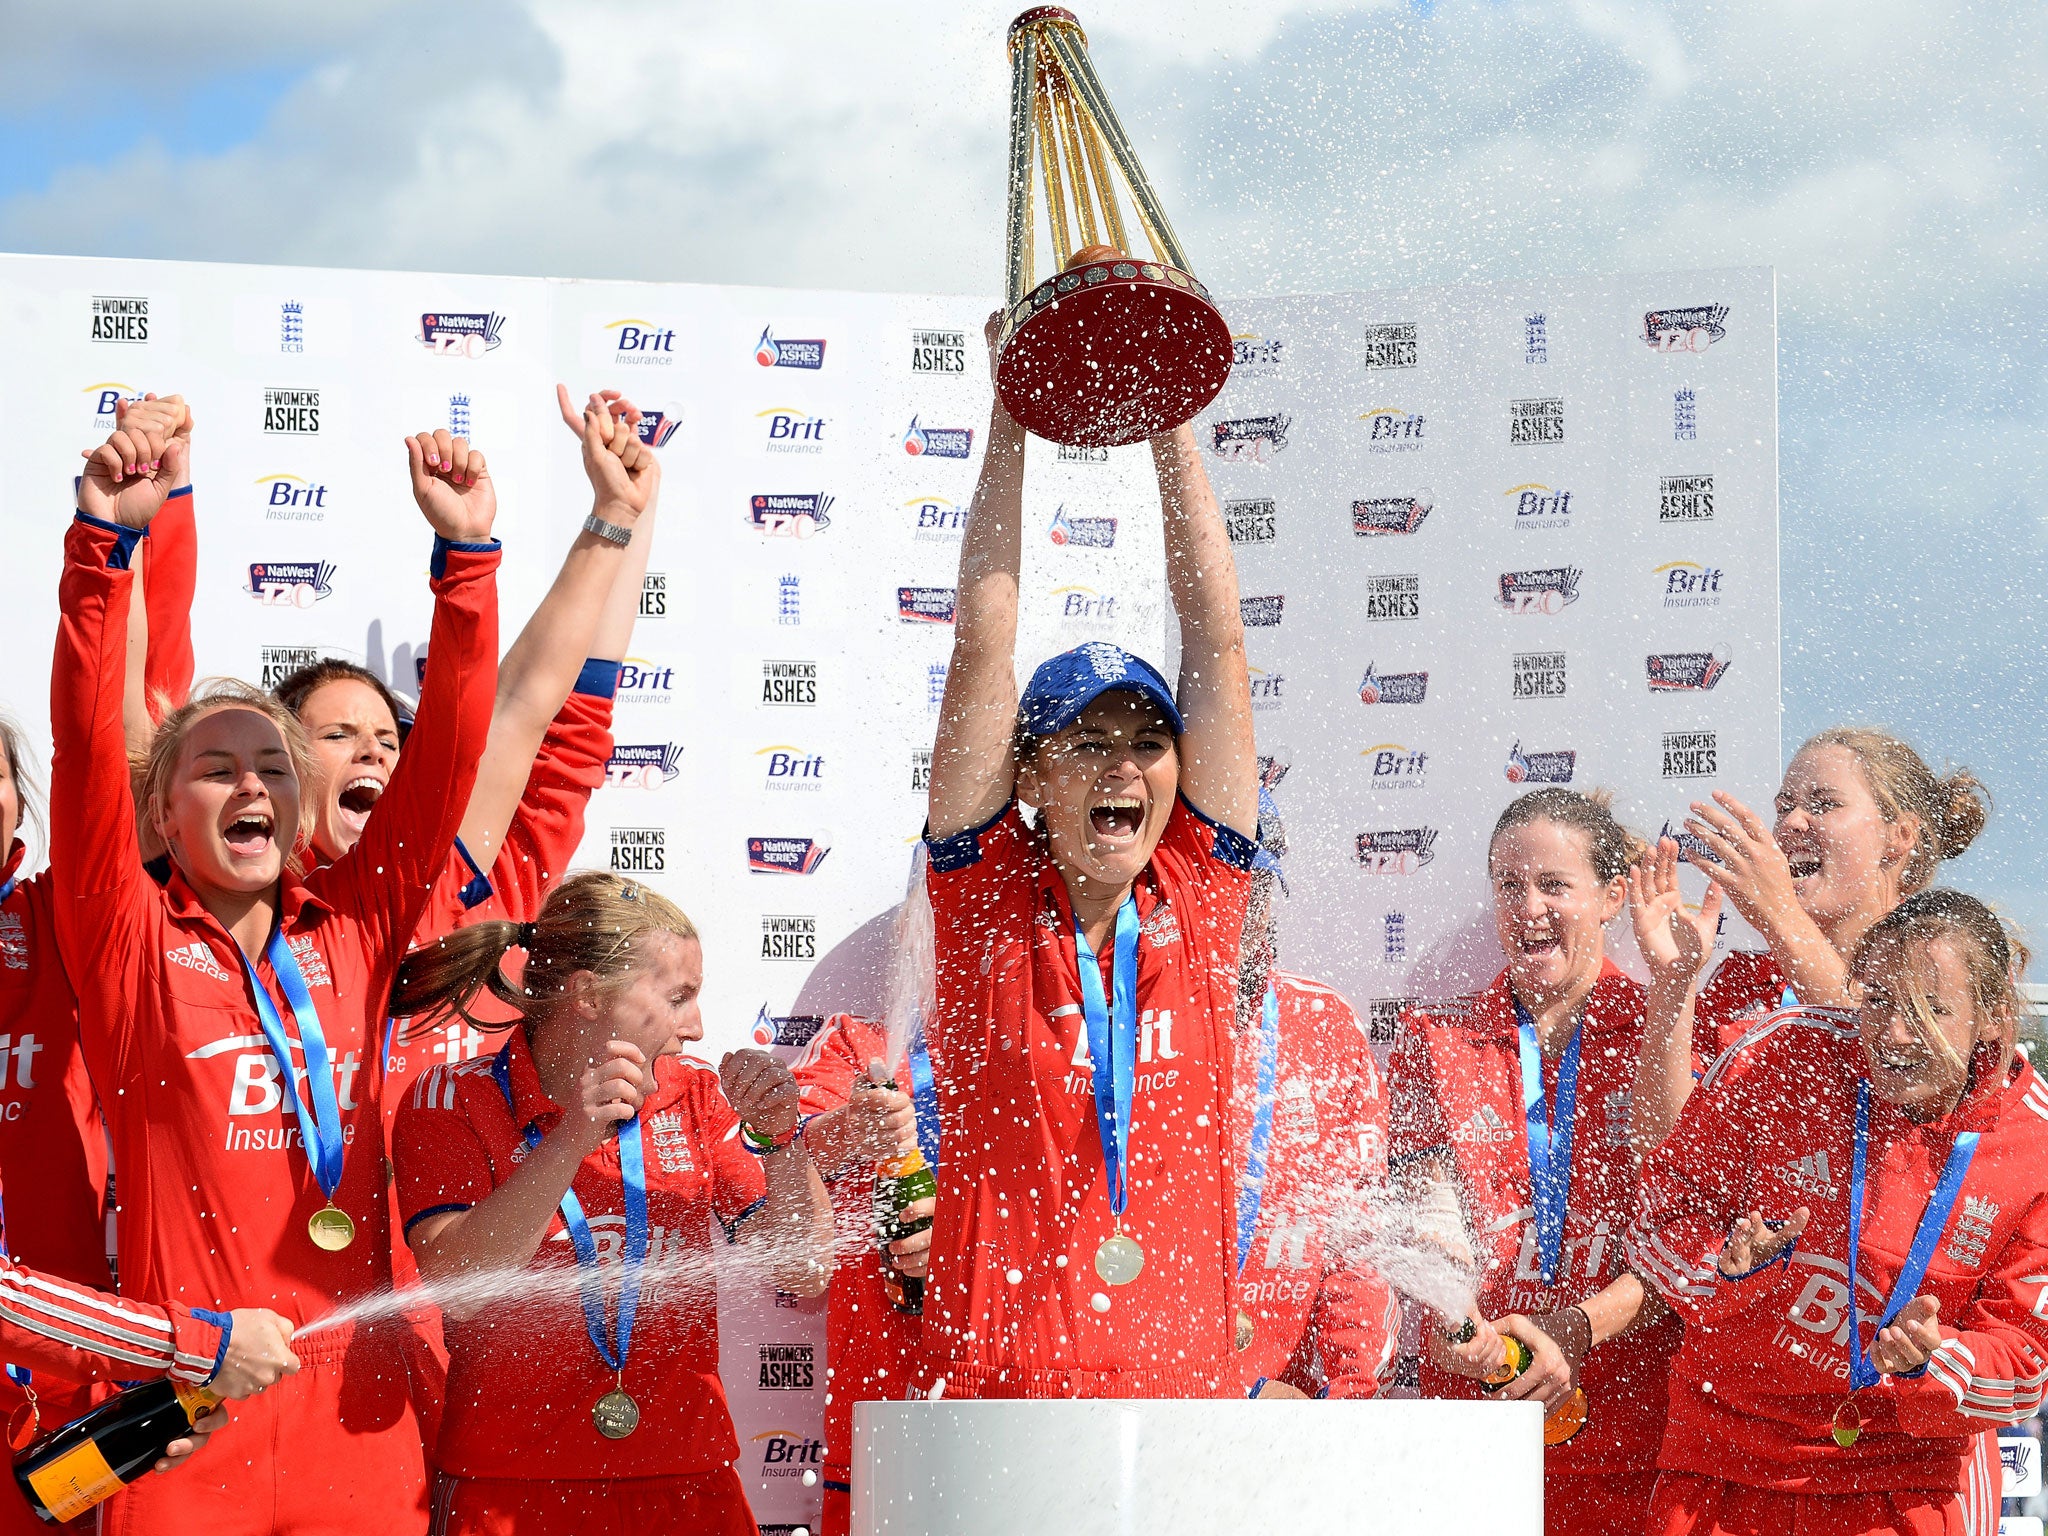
[605,743,683,790]
[1210,414,1291,463]
[417,312,506,357]
[1642,305,1728,353]
[1356,827,1438,875]
[754,327,825,370]
[748,492,832,538]
[246,562,336,608]
[1497,567,1582,615]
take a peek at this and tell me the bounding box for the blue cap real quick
[1018,643,1184,737]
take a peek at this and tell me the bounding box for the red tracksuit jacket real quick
[1234,969,1397,1399]
[1695,949,1792,1061]
[1625,1005,2048,1496]
[1389,963,1681,1479]
[0,1252,227,1388]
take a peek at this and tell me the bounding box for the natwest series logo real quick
[603,318,676,364]
[1505,741,1576,784]
[609,827,666,873]
[1364,573,1420,622]
[905,495,965,543]
[1506,483,1573,530]
[1496,567,1582,615]
[1647,652,1731,691]
[903,416,974,459]
[897,586,956,624]
[246,561,335,608]
[910,327,967,374]
[1356,827,1438,875]
[1358,663,1428,705]
[258,474,330,521]
[757,408,827,453]
[754,327,825,370]
[1049,505,1117,548]
[1240,595,1284,628]
[1643,305,1729,353]
[756,743,825,791]
[1210,414,1291,463]
[605,743,683,790]
[1656,560,1725,609]
[1353,491,1432,536]
[748,492,832,538]
[1359,406,1425,452]
[417,311,505,357]
[262,387,320,435]
[1362,743,1428,789]
[748,836,830,874]
[90,295,149,343]
[635,408,682,447]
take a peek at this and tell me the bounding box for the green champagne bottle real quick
[13,1378,219,1524]
[874,1144,937,1316]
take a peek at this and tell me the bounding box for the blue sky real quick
[5,0,2041,933]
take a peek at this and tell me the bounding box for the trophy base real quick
[996,258,1231,448]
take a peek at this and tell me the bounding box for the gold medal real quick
[1831,1397,1862,1449]
[593,1387,641,1440]
[1094,1233,1145,1286]
[307,1204,356,1251]
[1234,1310,1255,1352]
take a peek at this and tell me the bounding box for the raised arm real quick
[1627,839,1723,1152]
[113,394,194,754]
[928,315,1026,840]
[721,1049,833,1297]
[1152,424,1257,836]
[455,390,658,870]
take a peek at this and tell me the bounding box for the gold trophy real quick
[995,8,1233,447]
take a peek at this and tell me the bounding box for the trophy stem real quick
[1033,83,1072,268]
[1077,113,1129,256]
[1041,25,1192,272]
[1004,29,1039,309]
[1052,79,1101,252]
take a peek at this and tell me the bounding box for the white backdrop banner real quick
[0,254,1775,1532]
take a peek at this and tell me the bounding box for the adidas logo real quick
[1784,1150,1838,1200]
[164,942,234,983]
[1452,1103,1516,1145]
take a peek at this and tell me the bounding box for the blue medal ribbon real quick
[0,876,15,903]
[1075,896,1142,1216]
[493,1045,647,1375]
[238,929,346,1204]
[1236,985,1281,1275]
[908,1019,941,1171]
[1515,999,1582,1286]
[1846,1078,1979,1390]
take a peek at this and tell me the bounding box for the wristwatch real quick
[583,511,633,547]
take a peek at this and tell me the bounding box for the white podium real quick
[852,1398,1543,1535]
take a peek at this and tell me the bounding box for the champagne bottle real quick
[12,1379,218,1524]
[874,1144,937,1316]
[1445,1318,1585,1445]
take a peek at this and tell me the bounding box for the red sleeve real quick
[486,687,614,922]
[306,539,500,959]
[1622,1061,1761,1319]
[392,1066,498,1238]
[48,516,154,1078]
[696,1067,768,1237]
[142,487,196,717]
[0,1255,225,1388]
[1387,1014,1450,1167]
[793,1013,886,1116]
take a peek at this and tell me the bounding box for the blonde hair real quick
[1799,727,1989,894]
[139,680,318,867]
[1853,888,2031,1080]
[1490,787,1647,886]
[0,713,44,858]
[390,871,699,1036]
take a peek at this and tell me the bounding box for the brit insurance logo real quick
[258,645,322,689]
[905,495,965,543]
[1361,322,1418,370]
[609,827,667,874]
[1049,505,1117,549]
[262,387,320,435]
[1353,491,1432,537]
[1231,332,1285,376]
[1661,730,1718,779]
[1356,827,1438,875]
[1210,413,1290,464]
[605,743,683,790]
[1051,585,1116,622]
[1509,396,1564,445]
[748,492,832,538]
[754,326,825,370]
[1362,743,1428,790]
[1248,664,1285,712]
[1512,650,1568,700]
[1647,652,1731,692]
[1364,573,1420,622]
[416,311,505,357]
[1240,595,1284,628]
[246,562,336,608]
[617,657,675,705]
[757,408,827,453]
[898,586,956,624]
[1656,560,1725,610]
[748,836,830,875]
[1643,305,1728,354]
[760,916,818,964]
[1659,474,1714,522]
[760,659,817,708]
[902,416,973,459]
[1505,483,1573,531]
[257,474,329,522]
[1505,741,1576,784]
[84,382,144,426]
[600,317,676,366]
[1225,497,1275,545]
[1358,663,1427,705]
[756,743,825,792]
[1359,405,1425,453]
[90,295,149,344]
[1496,566,1581,615]
[910,327,967,375]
